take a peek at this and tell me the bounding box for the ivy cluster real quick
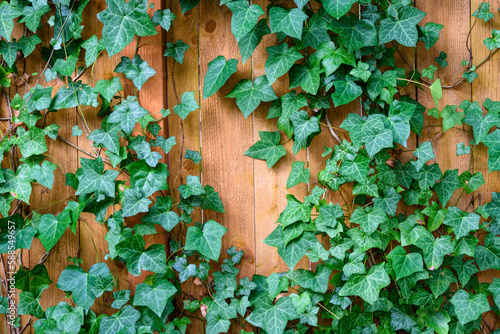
[1,0,500,333]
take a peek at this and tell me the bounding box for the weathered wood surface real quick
[2,1,500,333]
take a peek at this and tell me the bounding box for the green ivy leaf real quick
[484,129,500,171]
[75,157,119,201]
[339,263,390,304]
[331,76,362,107]
[433,169,460,206]
[108,96,149,134]
[246,297,298,334]
[97,0,157,56]
[415,231,453,269]
[0,164,33,204]
[418,22,444,50]
[474,233,500,271]
[203,56,238,99]
[387,246,423,280]
[57,263,113,311]
[185,220,227,261]
[291,110,320,154]
[99,305,141,334]
[472,2,494,22]
[14,264,52,297]
[88,117,122,155]
[379,6,426,47]
[226,76,277,118]
[30,160,57,189]
[141,196,180,232]
[122,188,152,217]
[286,161,310,189]
[134,278,177,317]
[226,0,264,42]
[244,131,286,168]
[115,55,156,91]
[458,171,485,194]
[164,39,190,64]
[238,19,270,64]
[411,142,435,172]
[456,142,471,156]
[322,0,357,19]
[450,290,490,325]
[152,8,176,31]
[0,2,21,41]
[265,43,303,85]
[94,77,123,102]
[111,290,130,309]
[81,35,106,67]
[115,234,167,276]
[351,206,388,235]
[52,56,79,76]
[173,91,200,119]
[18,35,42,57]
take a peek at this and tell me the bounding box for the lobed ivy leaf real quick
[165,39,190,64]
[226,76,277,118]
[134,278,177,317]
[115,234,167,276]
[450,290,490,325]
[339,263,390,304]
[245,131,286,168]
[265,43,303,85]
[115,55,156,91]
[226,0,264,42]
[379,6,426,47]
[185,220,227,261]
[203,56,238,99]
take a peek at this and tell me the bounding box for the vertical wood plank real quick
[471,0,500,330]
[416,0,472,209]
[199,2,256,279]
[252,0,309,276]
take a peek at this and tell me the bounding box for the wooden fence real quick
[1,0,500,332]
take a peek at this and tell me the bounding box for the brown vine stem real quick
[324,111,342,144]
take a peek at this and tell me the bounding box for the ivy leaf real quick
[246,297,298,334]
[36,213,70,252]
[75,157,119,201]
[289,64,320,95]
[265,43,303,85]
[17,291,43,318]
[413,163,442,189]
[99,305,141,334]
[185,149,202,164]
[178,175,205,199]
[330,17,378,53]
[52,56,78,77]
[134,279,177,317]
[0,2,21,41]
[152,9,176,31]
[18,35,42,57]
[472,2,494,22]
[108,96,149,135]
[488,277,500,308]
[418,22,444,50]
[115,55,156,91]
[415,231,453,269]
[88,117,122,155]
[81,35,106,67]
[126,161,169,197]
[440,105,464,132]
[290,110,320,154]
[174,91,200,119]
[269,7,308,39]
[451,258,478,286]
[322,0,357,19]
[180,0,199,14]
[484,129,500,172]
[450,290,490,325]
[164,39,190,64]
[30,160,57,189]
[301,13,330,49]
[226,76,277,118]
[388,246,424,280]
[331,76,362,107]
[244,131,286,168]
[411,142,435,172]
[185,220,227,261]
[238,19,270,64]
[362,116,394,157]
[97,0,157,56]
[379,6,426,47]
[142,196,180,232]
[115,234,167,276]
[350,206,388,235]
[111,290,131,309]
[287,161,310,189]
[122,188,152,217]
[339,263,390,304]
[463,100,497,143]
[443,207,480,239]
[14,264,52,297]
[458,171,485,194]
[484,29,500,50]
[384,100,415,147]
[474,234,500,271]
[57,263,113,311]
[429,268,456,298]
[16,127,48,158]
[226,0,264,42]
[203,56,238,99]
[0,40,19,67]
[456,143,471,156]
[94,77,123,102]
[310,41,356,77]
[0,164,32,204]
[433,169,461,206]
[314,204,344,238]
[373,188,401,216]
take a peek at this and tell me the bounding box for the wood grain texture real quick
[471,0,500,331]
[199,2,256,281]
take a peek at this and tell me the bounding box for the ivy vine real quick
[1,0,500,334]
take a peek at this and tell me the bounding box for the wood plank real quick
[199,0,256,284]
[252,0,309,276]
[470,0,500,331]
[163,2,205,332]
[416,0,472,209]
